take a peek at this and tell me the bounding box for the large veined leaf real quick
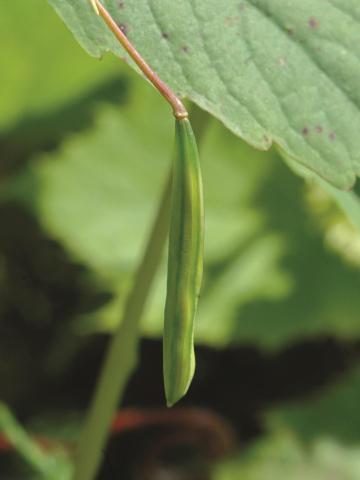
[6,71,360,350]
[48,0,360,189]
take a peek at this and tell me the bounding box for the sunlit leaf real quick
[48,0,360,189]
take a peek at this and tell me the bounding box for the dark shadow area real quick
[0,203,112,411]
[0,75,129,176]
[94,337,360,479]
[0,200,359,478]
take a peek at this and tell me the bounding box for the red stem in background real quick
[0,408,234,458]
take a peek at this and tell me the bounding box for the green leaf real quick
[266,367,360,445]
[48,0,360,189]
[216,368,360,478]
[213,432,360,480]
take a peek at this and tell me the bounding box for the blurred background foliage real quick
[2,0,360,478]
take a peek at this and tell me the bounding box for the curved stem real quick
[92,0,188,119]
[73,174,172,480]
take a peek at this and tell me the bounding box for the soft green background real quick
[1,0,360,478]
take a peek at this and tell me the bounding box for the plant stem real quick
[0,403,50,474]
[0,403,71,479]
[73,174,172,480]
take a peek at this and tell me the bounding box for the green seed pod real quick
[163,117,204,407]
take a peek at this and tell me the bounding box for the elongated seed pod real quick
[163,117,204,407]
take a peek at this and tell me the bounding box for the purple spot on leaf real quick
[315,126,323,134]
[302,127,309,136]
[329,132,336,141]
[309,17,319,29]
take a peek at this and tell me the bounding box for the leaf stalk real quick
[90,0,188,119]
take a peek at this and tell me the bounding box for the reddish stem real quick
[0,408,234,458]
[93,0,188,119]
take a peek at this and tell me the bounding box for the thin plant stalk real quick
[0,403,71,479]
[73,175,172,480]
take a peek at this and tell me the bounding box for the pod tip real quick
[166,395,181,408]
[165,386,184,408]
[165,387,187,408]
